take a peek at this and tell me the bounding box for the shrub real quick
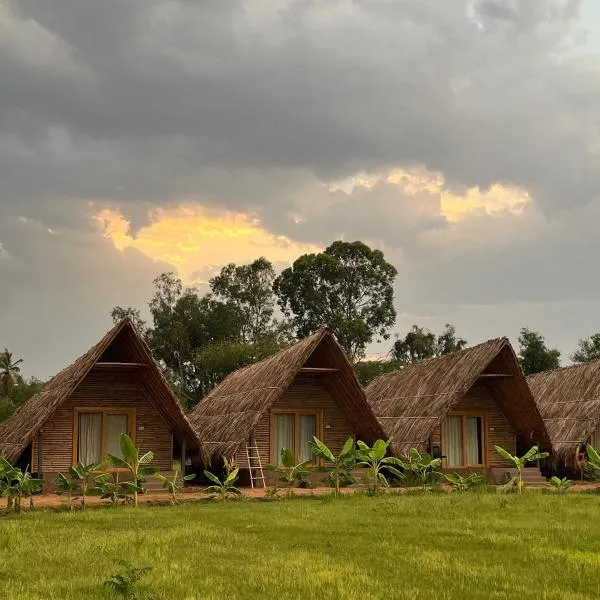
[308,437,356,498]
[444,472,484,493]
[545,476,572,493]
[356,439,405,495]
[203,458,242,500]
[494,445,549,494]
[266,449,313,499]
[402,448,442,491]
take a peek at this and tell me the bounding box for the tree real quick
[145,272,243,404]
[353,359,405,386]
[494,445,549,494]
[392,323,467,364]
[571,333,600,363]
[273,241,397,360]
[0,349,23,397]
[209,258,278,341]
[435,323,467,356]
[517,328,561,375]
[110,306,147,334]
[392,326,436,363]
[308,437,357,498]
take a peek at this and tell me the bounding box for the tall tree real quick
[392,326,436,363]
[0,349,23,396]
[571,333,600,363]
[435,323,467,356]
[392,323,467,363]
[353,359,405,386]
[145,272,243,405]
[110,306,147,333]
[209,257,277,341]
[518,328,561,375]
[273,241,397,359]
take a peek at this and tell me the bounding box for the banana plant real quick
[1,466,43,513]
[108,434,158,508]
[266,449,313,499]
[203,458,242,500]
[156,470,196,504]
[0,458,17,511]
[308,436,357,498]
[494,445,549,494]
[545,475,572,493]
[444,472,484,493]
[402,448,442,491]
[356,439,405,495]
[68,462,109,509]
[54,472,81,510]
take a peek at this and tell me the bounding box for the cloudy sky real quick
[2,0,600,378]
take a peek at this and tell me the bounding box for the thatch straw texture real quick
[0,319,199,463]
[190,328,384,464]
[366,338,550,456]
[528,360,600,462]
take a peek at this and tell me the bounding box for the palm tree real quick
[0,349,23,397]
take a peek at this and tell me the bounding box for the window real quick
[74,408,135,466]
[441,414,485,467]
[271,410,322,464]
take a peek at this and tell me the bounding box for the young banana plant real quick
[494,445,549,494]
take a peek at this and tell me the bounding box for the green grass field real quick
[1,493,600,599]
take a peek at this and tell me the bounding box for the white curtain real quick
[78,412,102,465]
[107,414,129,459]
[466,417,482,465]
[443,416,463,466]
[273,414,294,463]
[298,415,317,463]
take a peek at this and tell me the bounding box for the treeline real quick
[3,239,600,417]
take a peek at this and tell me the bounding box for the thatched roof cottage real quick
[528,360,600,465]
[190,328,384,485]
[0,319,199,489]
[366,338,550,481]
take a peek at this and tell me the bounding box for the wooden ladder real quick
[245,442,266,488]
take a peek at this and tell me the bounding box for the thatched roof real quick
[0,319,200,463]
[190,328,384,464]
[366,338,550,456]
[528,360,600,461]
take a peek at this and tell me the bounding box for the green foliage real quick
[209,257,280,342]
[0,348,23,397]
[96,472,132,507]
[68,462,109,509]
[308,437,357,497]
[517,328,561,375]
[402,448,442,491]
[571,333,600,363]
[266,449,313,498]
[54,472,81,510]
[546,476,572,493]
[103,560,152,600]
[444,472,485,493]
[392,324,467,363]
[273,241,397,360]
[0,376,45,424]
[156,470,195,505]
[494,445,549,494]
[111,306,147,335]
[352,359,405,386]
[0,460,43,513]
[356,439,405,494]
[193,336,289,398]
[585,444,600,476]
[203,458,242,500]
[108,434,158,508]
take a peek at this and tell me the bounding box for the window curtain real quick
[466,417,483,465]
[298,415,317,463]
[107,414,129,459]
[273,414,294,463]
[443,416,463,466]
[78,413,102,465]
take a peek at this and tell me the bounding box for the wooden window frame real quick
[270,408,324,464]
[440,412,488,468]
[72,407,136,468]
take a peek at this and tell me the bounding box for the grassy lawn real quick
[2,492,600,599]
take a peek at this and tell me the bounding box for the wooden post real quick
[37,431,43,478]
[180,436,187,480]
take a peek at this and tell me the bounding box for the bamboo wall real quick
[429,382,515,473]
[234,374,355,484]
[31,368,174,483]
